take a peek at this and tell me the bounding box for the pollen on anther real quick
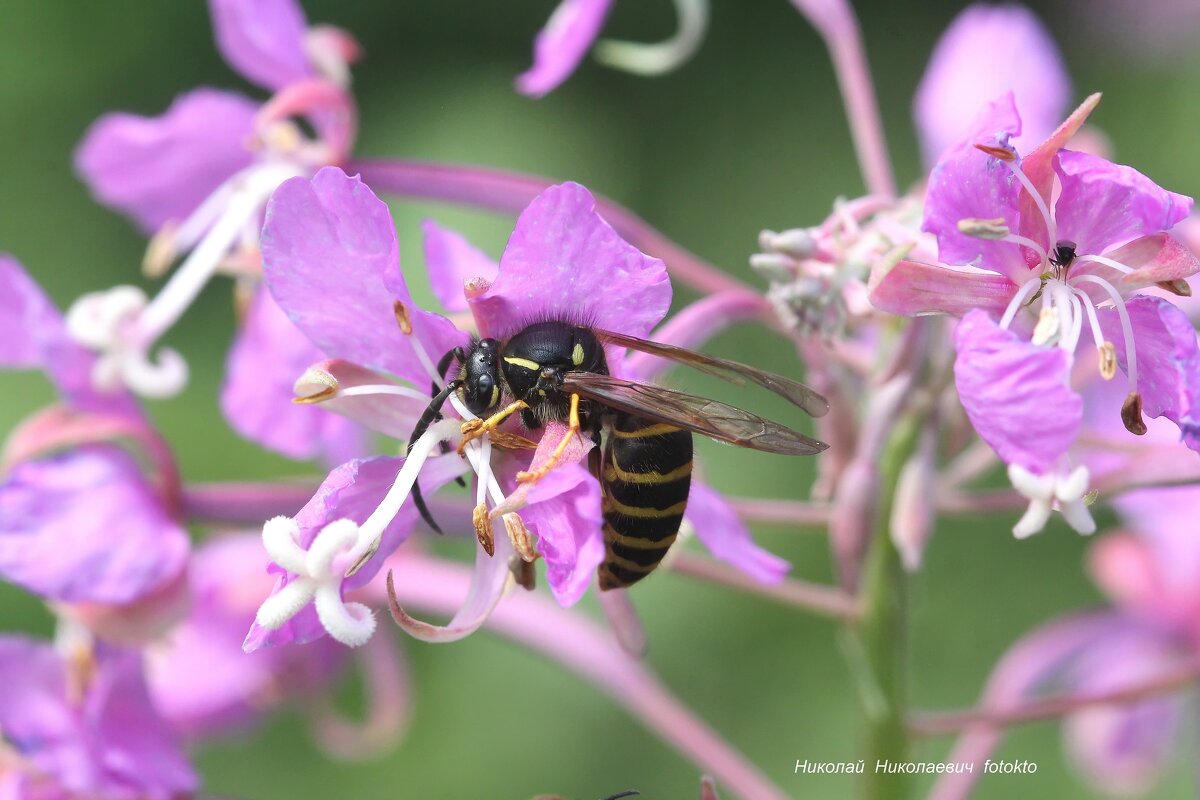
[1121,391,1148,436]
[973,143,1016,162]
[473,503,495,556]
[1098,342,1117,380]
[392,299,413,335]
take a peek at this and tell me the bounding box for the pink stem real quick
[927,612,1118,800]
[724,497,831,526]
[381,558,789,800]
[786,0,895,197]
[911,658,1200,736]
[182,481,320,525]
[669,552,859,620]
[350,158,761,297]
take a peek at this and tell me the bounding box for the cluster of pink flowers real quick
[2,1,1199,798]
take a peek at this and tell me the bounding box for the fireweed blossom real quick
[244,168,792,650]
[516,0,709,97]
[0,258,192,642]
[871,93,1200,538]
[69,0,361,465]
[0,635,197,799]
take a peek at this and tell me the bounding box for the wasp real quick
[409,320,829,589]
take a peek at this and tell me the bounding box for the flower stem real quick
[850,415,919,799]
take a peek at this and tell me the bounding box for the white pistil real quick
[65,162,304,399]
[1008,464,1096,539]
[592,0,708,76]
[254,418,461,646]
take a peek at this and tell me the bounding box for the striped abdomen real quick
[598,413,693,590]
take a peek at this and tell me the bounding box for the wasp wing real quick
[562,373,827,456]
[594,328,829,418]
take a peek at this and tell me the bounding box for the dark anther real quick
[1121,391,1148,436]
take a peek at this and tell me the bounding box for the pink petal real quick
[1017,93,1101,250]
[222,287,366,464]
[208,0,312,90]
[0,446,189,605]
[1097,295,1200,452]
[921,94,1031,282]
[953,309,1082,472]
[0,257,138,418]
[1100,233,1200,292]
[515,0,615,97]
[421,219,498,313]
[524,462,606,606]
[1054,150,1193,256]
[914,4,1070,166]
[471,182,671,340]
[868,258,1018,318]
[686,482,788,585]
[1062,629,1182,797]
[261,167,469,387]
[75,88,258,233]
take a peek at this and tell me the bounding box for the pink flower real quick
[872,94,1200,536]
[67,0,364,474]
[0,637,197,799]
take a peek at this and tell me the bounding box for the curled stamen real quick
[593,0,708,76]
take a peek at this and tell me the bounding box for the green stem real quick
[851,416,920,800]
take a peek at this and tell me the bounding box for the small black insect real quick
[409,320,829,589]
[1050,239,1077,270]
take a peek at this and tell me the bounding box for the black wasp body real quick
[409,319,829,591]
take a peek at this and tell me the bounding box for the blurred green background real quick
[1,1,1197,797]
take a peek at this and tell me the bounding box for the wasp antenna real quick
[406,380,462,535]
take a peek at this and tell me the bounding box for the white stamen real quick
[1073,274,1139,391]
[1073,254,1136,276]
[476,435,492,508]
[1072,287,1105,354]
[1065,290,1084,353]
[338,384,430,402]
[593,0,708,76]
[1002,158,1056,250]
[1008,464,1096,538]
[999,277,1044,330]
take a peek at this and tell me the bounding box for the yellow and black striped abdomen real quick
[598,413,693,590]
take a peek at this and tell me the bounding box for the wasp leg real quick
[408,380,461,535]
[432,347,468,488]
[458,400,529,454]
[517,393,581,483]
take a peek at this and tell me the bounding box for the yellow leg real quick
[458,400,528,455]
[517,393,580,483]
